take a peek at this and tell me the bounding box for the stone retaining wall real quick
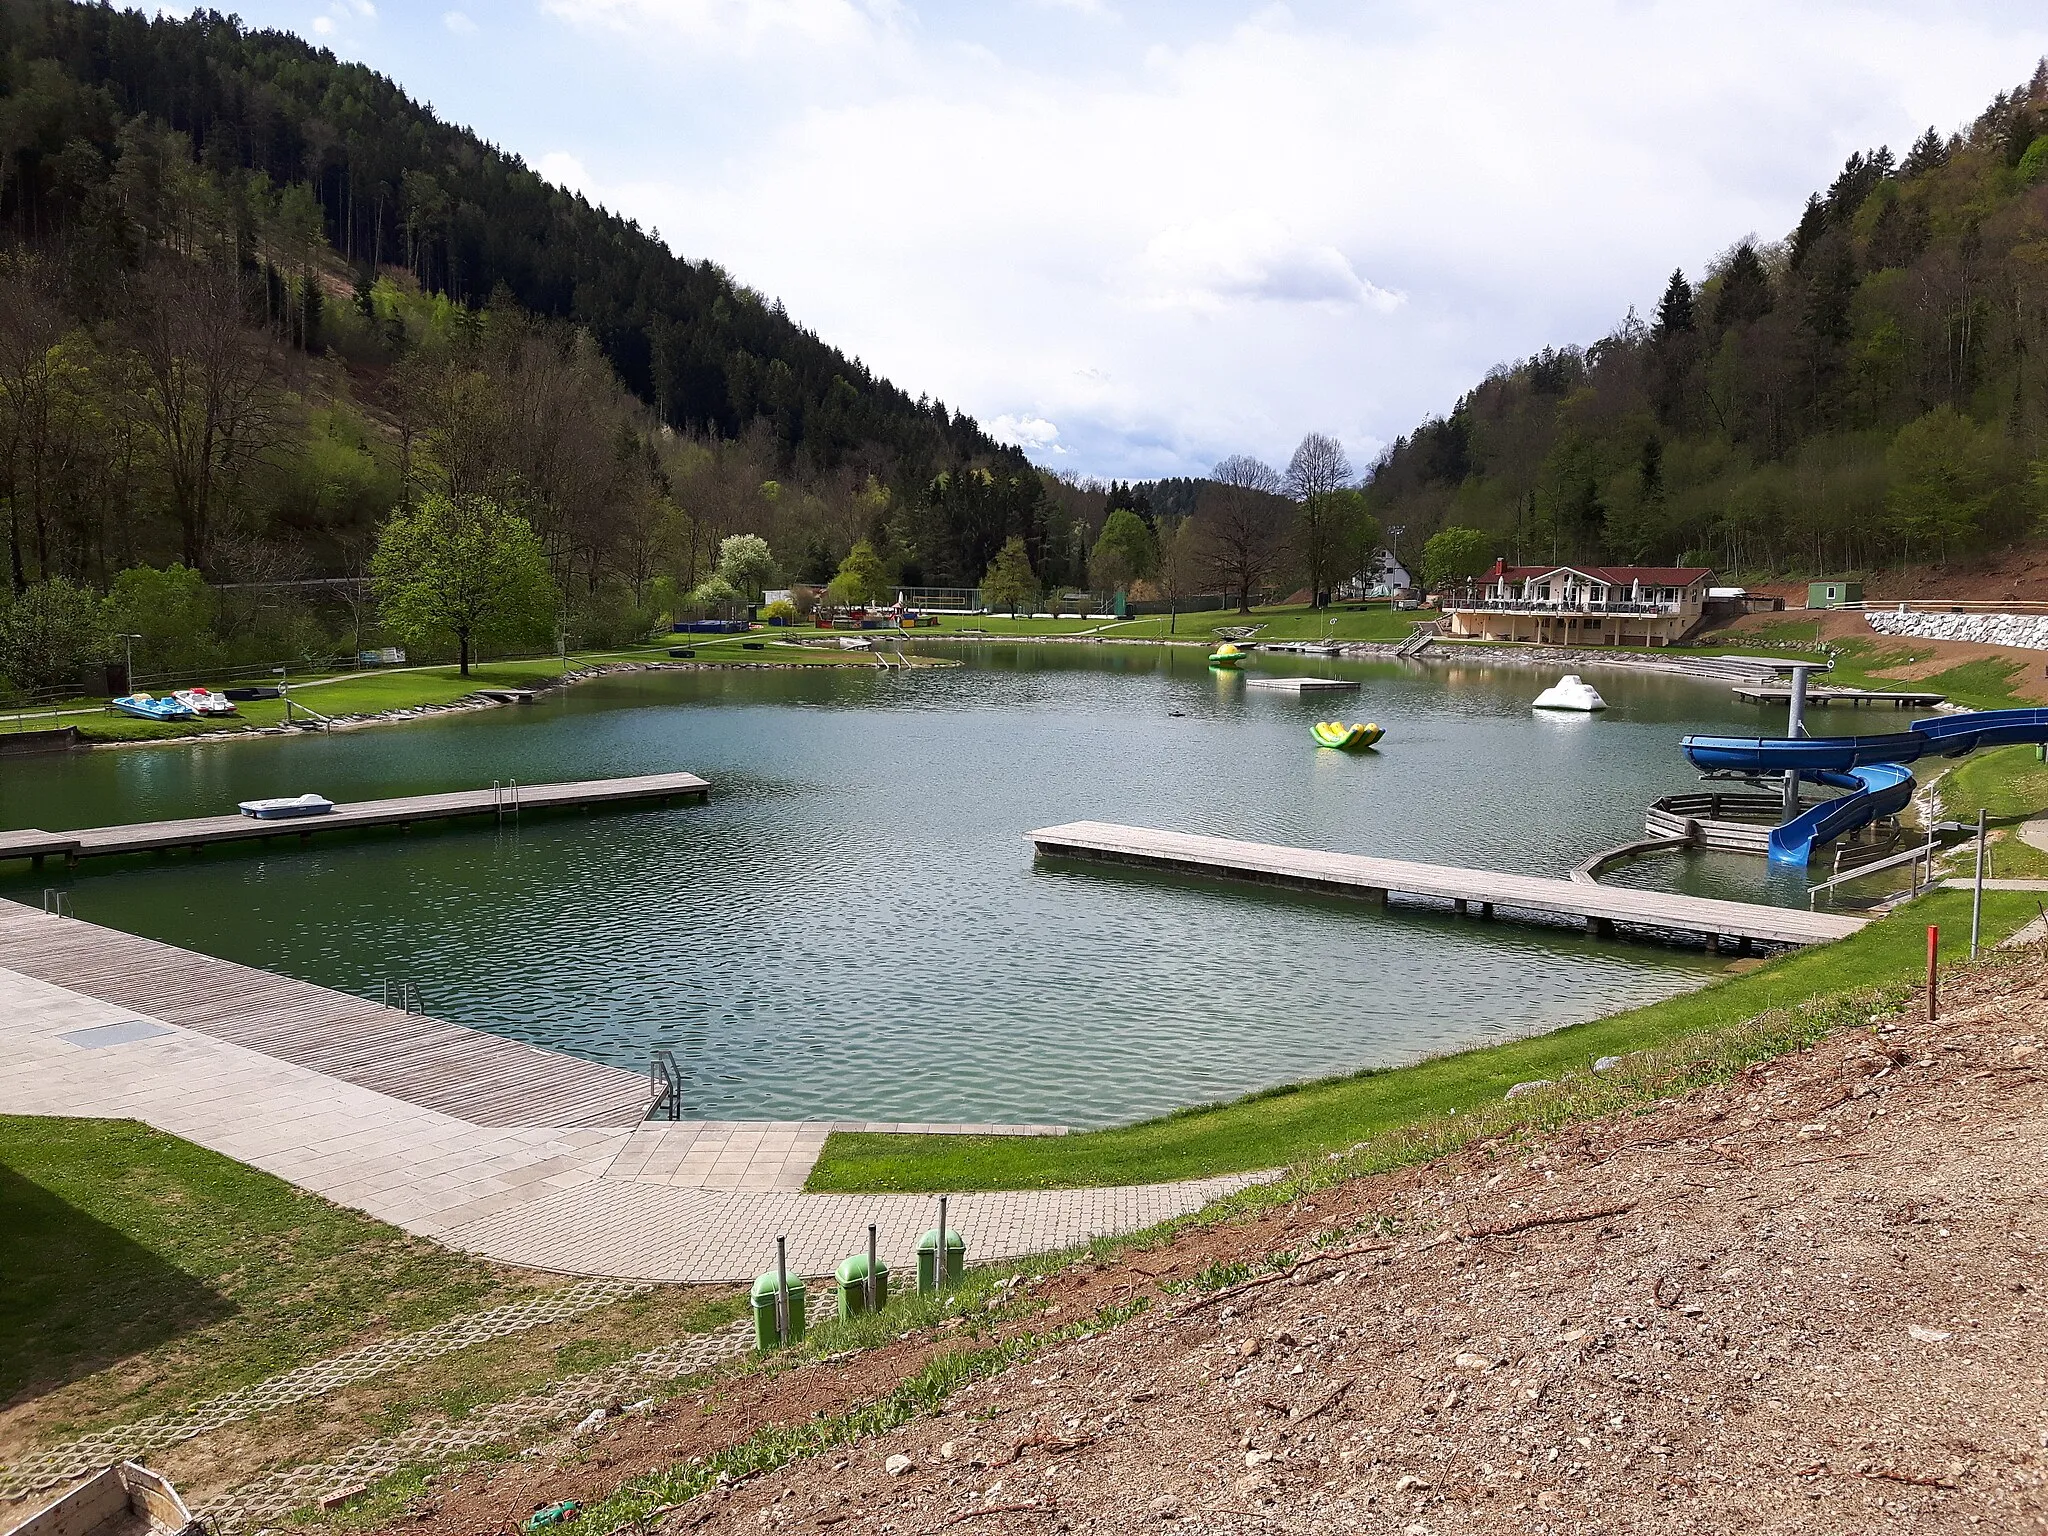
[1867,609,2048,650]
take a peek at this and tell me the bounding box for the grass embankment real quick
[805,887,2033,1194]
[30,636,922,744]
[0,1117,741,1451]
[1708,621,2030,710]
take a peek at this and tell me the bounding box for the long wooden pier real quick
[0,772,711,866]
[1028,821,1866,949]
[0,901,654,1125]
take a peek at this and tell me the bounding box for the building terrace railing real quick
[1444,596,1682,616]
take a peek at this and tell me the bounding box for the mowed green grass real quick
[804,887,2026,1193]
[0,1117,531,1429]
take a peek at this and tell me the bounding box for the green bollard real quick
[751,1269,805,1350]
[916,1227,966,1295]
[834,1253,891,1321]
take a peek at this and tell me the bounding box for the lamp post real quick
[115,634,142,696]
[272,666,290,724]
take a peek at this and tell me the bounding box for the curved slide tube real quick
[1681,708,2048,867]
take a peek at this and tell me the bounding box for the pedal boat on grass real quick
[172,687,238,717]
[237,792,335,820]
[5,1461,201,1536]
[1208,642,1247,668]
[108,693,195,721]
[1311,720,1384,750]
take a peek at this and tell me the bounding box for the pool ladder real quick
[381,977,425,1013]
[492,779,521,821]
[649,1049,683,1121]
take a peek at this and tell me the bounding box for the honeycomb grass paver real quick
[0,1280,653,1500]
[199,1319,759,1533]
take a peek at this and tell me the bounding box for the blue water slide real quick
[1679,706,2048,868]
[1764,762,1917,866]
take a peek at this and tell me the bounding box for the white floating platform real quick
[1243,677,1361,693]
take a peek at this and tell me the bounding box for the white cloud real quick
[520,0,2048,477]
[444,10,478,35]
[988,414,1065,452]
[538,151,596,196]
[540,0,885,55]
[311,14,333,32]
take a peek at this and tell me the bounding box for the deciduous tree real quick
[1200,454,1284,613]
[371,492,556,675]
[980,535,1037,616]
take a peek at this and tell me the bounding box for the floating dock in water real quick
[0,772,711,866]
[1243,677,1361,694]
[1028,821,1866,950]
[0,901,653,1125]
[1731,685,1945,708]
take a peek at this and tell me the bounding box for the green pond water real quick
[0,646,1858,1126]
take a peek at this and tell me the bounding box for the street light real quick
[115,634,142,696]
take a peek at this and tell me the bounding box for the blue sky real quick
[196,1,2048,481]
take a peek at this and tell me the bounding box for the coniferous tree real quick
[1653,270,1695,340]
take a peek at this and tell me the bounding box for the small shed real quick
[1807,580,1863,609]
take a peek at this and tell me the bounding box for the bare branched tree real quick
[1200,454,1284,613]
[124,259,286,572]
[1284,432,1354,607]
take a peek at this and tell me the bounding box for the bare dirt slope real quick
[383,962,2048,1536]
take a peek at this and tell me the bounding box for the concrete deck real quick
[0,949,1260,1284]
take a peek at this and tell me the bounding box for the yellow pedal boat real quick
[1208,642,1246,668]
[1311,720,1384,750]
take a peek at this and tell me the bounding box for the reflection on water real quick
[0,648,1861,1124]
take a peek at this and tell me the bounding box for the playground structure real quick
[1680,660,2048,866]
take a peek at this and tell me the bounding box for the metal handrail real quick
[649,1049,683,1120]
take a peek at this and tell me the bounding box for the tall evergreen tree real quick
[1652,270,1695,340]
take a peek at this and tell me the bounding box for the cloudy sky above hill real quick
[216,1,2047,480]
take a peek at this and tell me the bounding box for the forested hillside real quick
[1365,63,2048,584]
[0,0,1118,690]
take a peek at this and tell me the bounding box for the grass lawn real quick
[0,1116,533,1432]
[804,887,2033,1193]
[913,603,1422,645]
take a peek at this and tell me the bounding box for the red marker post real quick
[1926,924,1939,1022]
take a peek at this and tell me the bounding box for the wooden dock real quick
[0,901,653,1125]
[0,772,711,866]
[1028,821,1866,949]
[1731,685,1944,708]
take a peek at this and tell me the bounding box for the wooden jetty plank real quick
[0,902,651,1127]
[1027,820,1865,948]
[0,772,710,864]
[1243,678,1362,693]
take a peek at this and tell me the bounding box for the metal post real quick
[866,1223,878,1315]
[937,1195,949,1290]
[1970,808,1987,958]
[774,1235,790,1345]
[1926,924,1939,1021]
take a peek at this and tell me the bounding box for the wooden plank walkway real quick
[1243,677,1361,693]
[1028,821,1867,949]
[0,772,711,865]
[0,902,653,1126]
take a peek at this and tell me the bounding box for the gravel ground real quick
[671,965,2048,1536]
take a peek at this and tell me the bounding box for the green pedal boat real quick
[1208,642,1247,668]
[1311,720,1384,750]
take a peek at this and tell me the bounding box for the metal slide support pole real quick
[866,1223,879,1315]
[937,1195,950,1290]
[1971,808,1987,958]
[775,1236,790,1346]
[1780,663,1813,824]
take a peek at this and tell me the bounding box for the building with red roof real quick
[1441,560,1715,647]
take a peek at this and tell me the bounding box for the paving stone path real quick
[0,1280,653,1501]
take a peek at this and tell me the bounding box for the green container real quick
[833,1253,891,1321]
[750,1270,806,1349]
[916,1227,966,1295]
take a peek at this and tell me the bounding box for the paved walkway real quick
[0,959,1265,1283]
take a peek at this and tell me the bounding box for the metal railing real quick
[381,978,424,1013]
[1444,596,1682,617]
[42,889,71,918]
[492,780,522,821]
